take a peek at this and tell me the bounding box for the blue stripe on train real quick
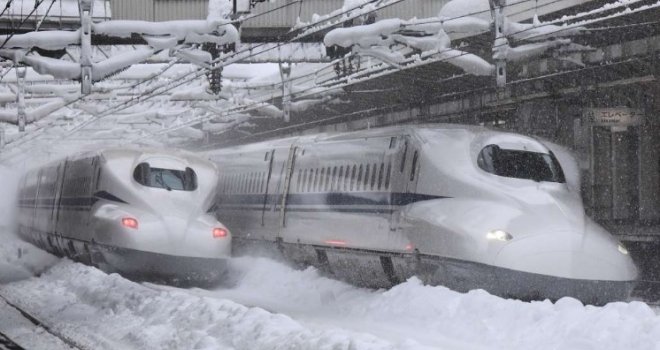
[217,192,447,207]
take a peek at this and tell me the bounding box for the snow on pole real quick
[92,47,155,81]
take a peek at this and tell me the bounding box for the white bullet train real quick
[16,148,231,283]
[206,124,637,304]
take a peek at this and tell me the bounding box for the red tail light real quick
[324,239,346,246]
[213,227,228,238]
[121,217,139,229]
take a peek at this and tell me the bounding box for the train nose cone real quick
[162,215,189,252]
[494,227,637,282]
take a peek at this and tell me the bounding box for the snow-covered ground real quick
[2,232,660,350]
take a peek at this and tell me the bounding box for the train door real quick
[639,125,660,223]
[261,149,275,226]
[402,138,421,195]
[278,145,299,231]
[590,126,639,222]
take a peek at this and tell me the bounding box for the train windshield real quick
[133,163,198,191]
[478,145,566,183]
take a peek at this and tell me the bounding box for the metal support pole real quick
[279,62,292,123]
[16,67,26,132]
[490,0,507,88]
[79,0,93,94]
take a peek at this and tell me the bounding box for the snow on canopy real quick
[2,48,155,82]
[0,19,238,52]
[0,98,72,125]
[93,19,239,47]
[324,17,493,76]
[93,48,155,81]
[0,30,80,50]
[323,0,590,77]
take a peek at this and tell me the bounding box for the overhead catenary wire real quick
[0,0,46,51]
[61,0,410,134]
[0,0,407,151]
[134,0,660,138]
[69,0,660,140]
[1,0,657,153]
[0,0,15,19]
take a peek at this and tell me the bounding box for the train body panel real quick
[207,124,637,303]
[17,148,231,283]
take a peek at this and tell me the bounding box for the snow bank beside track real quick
[0,235,58,283]
[192,257,660,350]
[0,261,430,350]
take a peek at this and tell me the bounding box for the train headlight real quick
[486,229,513,242]
[618,243,629,255]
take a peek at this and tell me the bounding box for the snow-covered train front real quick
[206,124,637,304]
[16,148,231,283]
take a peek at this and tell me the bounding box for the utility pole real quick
[79,0,93,94]
[490,0,507,88]
[279,62,292,123]
[16,67,26,132]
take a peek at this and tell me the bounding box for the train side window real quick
[410,151,419,181]
[350,165,357,191]
[326,167,332,191]
[378,163,385,190]
[337,166,344,192]
[357,165,363,191]
[400,141,408,173]
[307,168,315,193]
[260,172,265,193]
[364,164,370,190]
[385,161,392,189]
[329,167,336,191]
[303,169,309,192]
[297,169,302,192]
[318,168,325,192]
[343,165,351,191]
[370,163,377,190]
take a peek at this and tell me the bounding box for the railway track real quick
[0,294,84,350]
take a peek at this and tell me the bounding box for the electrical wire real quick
[0,0,45,50]
[34,0,57,31]
[62,0,410,133]
[2,0,657,151]
[0,0,15,19]
[141,1,660,138]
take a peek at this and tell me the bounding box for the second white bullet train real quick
[206,124,637,304]
[17,148,231,283]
